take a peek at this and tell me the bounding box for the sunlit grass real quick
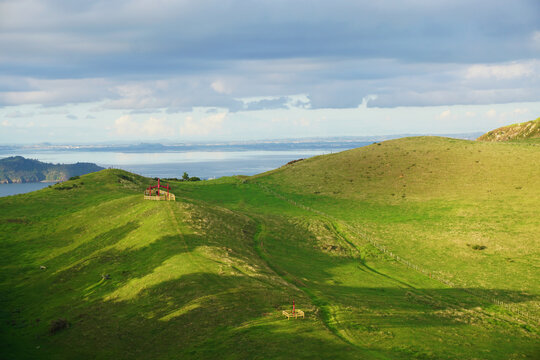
[1,137,538,359]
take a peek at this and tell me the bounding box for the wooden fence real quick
[143,193,176,201]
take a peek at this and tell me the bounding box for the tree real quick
[182,172,189,181]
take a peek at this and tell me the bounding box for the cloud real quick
[5,110,34,118]
[114,115,173,137]
[486,109,497,118]
[211,80,232,94]
[2,120,12,127]
[0,78,111,106]
[240,96,289,111]
[533,31,540,47]
[1,0,539,112]
[513,108,529,114]
[66,114,78,120]
[39,109,69,115]
[465,62,536,80]
[294,118,311,127]
[438,109,451,119]
[180,113,226,136]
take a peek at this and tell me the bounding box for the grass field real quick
[1,136,538,359]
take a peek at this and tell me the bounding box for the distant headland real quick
[0,156,104,183]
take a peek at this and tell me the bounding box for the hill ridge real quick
[477,117,540,142]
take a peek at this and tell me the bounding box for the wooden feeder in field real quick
[144,178,176,201]
[282,300,304,320]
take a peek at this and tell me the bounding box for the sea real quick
[0,141,373,197]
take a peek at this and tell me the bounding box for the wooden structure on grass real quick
[283,300,304,320]
[283,309,304,320]
[144,178,176,201]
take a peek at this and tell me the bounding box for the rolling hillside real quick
[0,137,538,359]
[477,117,540,142]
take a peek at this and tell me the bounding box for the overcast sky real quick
[1,0,539,143]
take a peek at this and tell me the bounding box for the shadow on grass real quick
[45,221,141,272]
[44,273,370,360]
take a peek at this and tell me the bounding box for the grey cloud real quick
[66,114,78,120]
[0,0,539,109]
[243,97,289,111]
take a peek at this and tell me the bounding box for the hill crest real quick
[477,117,540,142]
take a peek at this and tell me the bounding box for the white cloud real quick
[180,112,226,136]
[114,115,172,137]
[533,31,540,47]
[39,109,69,115]
[6,110,34,118]
[465,111,476,117]
[359,95,377,108]
[294,118,311,127]
[114,115,133,136]
[211,80,232,94]
[0,119,36,128]
[0,78,111,106]
[486,109,497,118]
[513,108,529,115]
[465,62,536,80]
[438,109,451,119]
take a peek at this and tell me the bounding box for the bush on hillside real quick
[49,318,69,334]
[118,174,133,182]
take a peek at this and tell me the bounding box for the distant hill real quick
[0,156,104,183]
[477,117,540,142]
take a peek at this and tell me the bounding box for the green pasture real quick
[1,137,538,359]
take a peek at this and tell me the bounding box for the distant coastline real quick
[0,156,104,184]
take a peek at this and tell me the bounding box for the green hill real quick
[0,137,538,359]
[477,117,540,142]
[0,156,104,183]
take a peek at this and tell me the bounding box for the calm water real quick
[0,182,55,197]
[0,146,364,197]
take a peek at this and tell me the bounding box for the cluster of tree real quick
[160,172,201,182]
[182,172,201,181]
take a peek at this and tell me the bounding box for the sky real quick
[0,0,539,144]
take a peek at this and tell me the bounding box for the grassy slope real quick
[254,137,540,305]
[1,171,357,359]
[1,137,539,359]
[477,117,540,142]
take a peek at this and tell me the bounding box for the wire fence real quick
[255,182,538,325]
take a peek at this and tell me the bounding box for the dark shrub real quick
[49,319,69,334]
[472,245,487,250]
[54,184,78,190]
[118,174,132,182]
[286,158,304,166]
[69,176,80,180]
